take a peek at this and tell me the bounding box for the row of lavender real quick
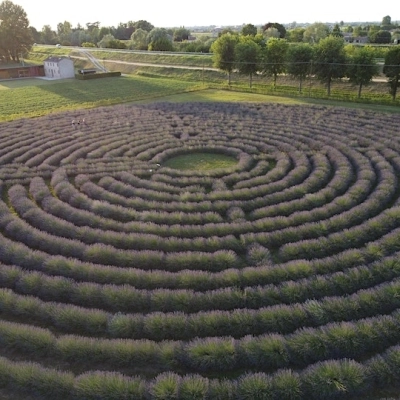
[0,349,399,399]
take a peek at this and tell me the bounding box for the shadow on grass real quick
[0,77,69,89]
[34,75,201,105]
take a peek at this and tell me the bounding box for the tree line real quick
[1,0,399,57]
[211,32,400,100]
[1,0,400,100]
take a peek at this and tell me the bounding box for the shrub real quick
[301,359,368,400]
[237,372,274,400]
[150,372,181,399]
[74,371,147,400]
[246,243,272,266]
[207,379,237,400]
[238,333,289,369]
[107,313,144,338]
[182,337,237,371]
[0,320,55,356]
[271,369,302,400]
[365,354,393,388]
[81,42,96,47]
[179,374,209,400]
[6,359,74,399]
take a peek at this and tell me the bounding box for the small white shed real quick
[43,56,75,79]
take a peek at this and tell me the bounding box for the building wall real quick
[0,65,45,79]
[59,59,75,78]
[44,58,74,79]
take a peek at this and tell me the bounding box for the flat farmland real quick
[1,78,400,399]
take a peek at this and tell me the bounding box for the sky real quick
[14,0,399,30]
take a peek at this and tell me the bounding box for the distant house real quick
[343,33,369,44]
[212,26,224,37]
[43,56,75,79]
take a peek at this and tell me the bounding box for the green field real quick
[0,75,203,121]
[164,152,238,170]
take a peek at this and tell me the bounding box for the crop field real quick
[1,98,400,400]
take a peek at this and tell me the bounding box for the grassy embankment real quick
[25,45,400,107]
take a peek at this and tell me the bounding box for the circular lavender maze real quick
[0,101,400,399]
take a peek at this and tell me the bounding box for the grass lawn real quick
[163,152,238,170]
[0,75,202,121]
[140,88,400,114]
[136,88,306,105]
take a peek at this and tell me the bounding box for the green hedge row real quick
[74,71,121,80]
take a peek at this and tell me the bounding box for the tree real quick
[0,0,33,62]
[331,24,343,38]
[113,22,134,40]
[235,36,261,87]
[70,29,91,46]
[129,28,148,50]
[346,46,379,98]
[29,26,41,44]
[98,26,110,41]
[57,21,72,44]
[286,27,305,43]
[218,28,235,37]
[263,27,280,39]
[381,15,392,26]
[173,27,190,42]
[41,25,57,45]
[148,37,173,51]
[262,22,286,38]
[86,22,100,32]
[87,26,100,45]
[97,33,116,48]
[133,20,154,32]
[262,38,288,88]
[147,28,173,51]
[147,28,171,44]
[286,43,314,92]
[57,21,72,37]
[383,46,400,100]
[313,36,347,96]
[353,26,367,37]
[241,23,257,37]
[210,33,238,85]
[371,30,392,44]
[367,25,380,43]
[303,22,329,44]
[252,33,267,48]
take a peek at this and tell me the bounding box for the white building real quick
[43,56,75,79]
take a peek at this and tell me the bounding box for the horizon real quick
[12,0,399,31]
